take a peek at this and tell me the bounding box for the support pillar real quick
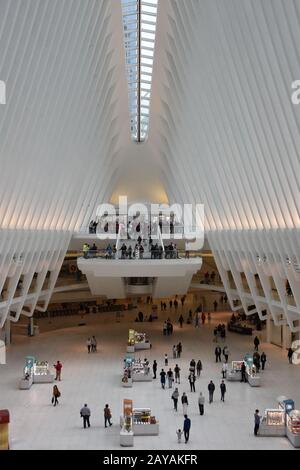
[266,313,271,344]
[28,317,34,336]
[5,319,11,346]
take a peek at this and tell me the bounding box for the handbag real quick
[51,397,54,404]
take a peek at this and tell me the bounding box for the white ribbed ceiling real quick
[0,0,299,330]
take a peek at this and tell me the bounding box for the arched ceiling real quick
[0,0,299,329]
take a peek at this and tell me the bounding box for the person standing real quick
[177,342,182,358]
[167,368,174,388]
[213,300,218,312]
[160,369,166,389]
[189,359,196,374]
[179,314,184,328]
[80,404,91,428]
[208,380,215,404]
[174,364,181,384]
[54,361,62,381]
[215,346,222,363]
[288,347,294,364]
[172,388,179,411]
[188,372,196,392]
[183,415,191,444]
[181,392,188,415]
[222,361,228,379]
[86,338,91,354]
[104,404,112,427]
[52,385,60,406]
[223,345,229,363]
[260,352,267,370]
[201,312,206,325]
[241,362,247,383]
[220,380,226,402]
[91,336,97,352]
[164,353,168,366]
[207,312,211,323]
[173,345,177,359]
[254,409,261,436]
[196,360,202,377]
[198,392,205,415]
[153,360,157,379]
[254,336,260,351]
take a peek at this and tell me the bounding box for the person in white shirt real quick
[222,362,228,379]
[86,338,91,354]
[176,428,183,443]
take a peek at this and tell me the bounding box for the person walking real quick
[288,347,294,364]
[188,372,196,393]
[223,345,229,363]
[215,346,222,363]
[167,368,174,388]
[241,362,247,382]
[198,392,205,415]
[52,385,60,406]
[189,359,196,374]
[254,336,260,351]
[174,364,181,384]
[260,352,267,370]
[172,388,179,411]
[254,409,261,436]
[173,345,177,359]
[104,404,112,427]
[164,353,168,366]
[208,380,215,404]
[160,369,166,389]
[181,392,188,415]
[220,380,226,402]
[221,361,228,379]
[153,360,157,379]
[179,314,184,328]
[80,404,91,428]
[201,312,206,325]
[86,338,91,354]
[196,360,202,377]
[176,429,183,443]
[183,415,191,444]
[54,361,62,381]
[91,336,97,352]
[177,342,182,358]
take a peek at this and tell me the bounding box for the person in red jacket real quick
[54,360,62,381]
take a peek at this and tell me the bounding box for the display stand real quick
[127,329,151,352]
[19,357,54,389]
[132,408,159,436]
[120,400,134,447]
[227,361,243,381]
[286,411,300,448]
[247,373,261,387]
[259,409,286,436]
[19,376,33,389]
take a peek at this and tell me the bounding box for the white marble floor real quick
[0,303,299,450]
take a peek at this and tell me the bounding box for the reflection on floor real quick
[0,304,299,450]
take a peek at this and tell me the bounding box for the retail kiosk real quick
[259,397,300,447]
[0,409,9,450]
[127,329,151,352]
[120,399,134,447]
[120,401,159,446]
[122,357,152,386]
[244,354,261,387]
[19,356,54,389]
[227,361,243,381]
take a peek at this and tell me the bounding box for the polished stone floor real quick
[0,302,299,450]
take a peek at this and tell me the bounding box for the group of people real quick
[163,320,174,336]
[83,243,98,259]
[79,403,113,429]
[86,336,98,353]
[213,324,226,341]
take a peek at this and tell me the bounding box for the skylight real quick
[121,0,158,143]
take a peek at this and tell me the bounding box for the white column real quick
[266,312,271,344]
[5,318,11,346]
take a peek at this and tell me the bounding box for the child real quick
[176,429,183,443]
[164,353,168,366]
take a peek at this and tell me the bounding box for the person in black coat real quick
[153,360,157,379]
[208,380,215,403]
[260,352,266,370]
[215,346,222,363]
[241,362,247,382]
[188,373,196,392]
[220,380,226,402]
